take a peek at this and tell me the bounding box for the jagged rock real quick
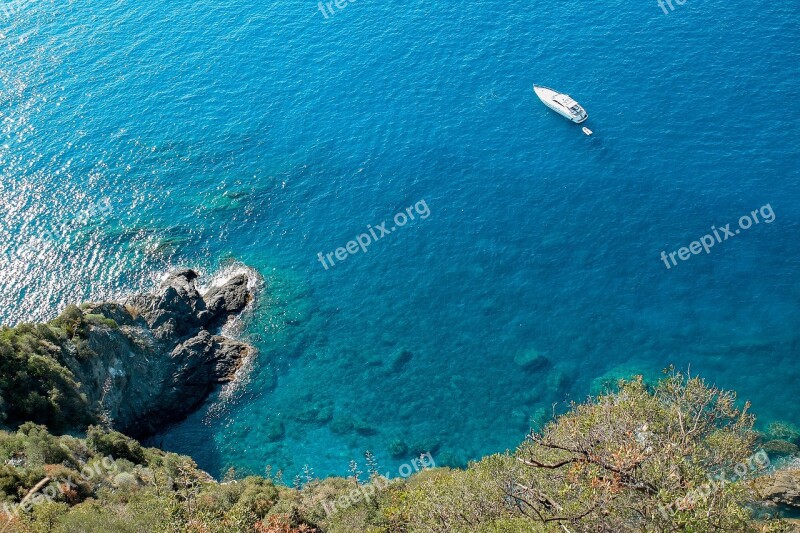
[204,274,251,318]
[756,469,800,509]
[57,269,257,438]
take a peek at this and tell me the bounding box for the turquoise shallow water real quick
[1,0,799,479]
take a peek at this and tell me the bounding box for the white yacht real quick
[533,85,588,123]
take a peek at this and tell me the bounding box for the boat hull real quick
[533,85,588,123]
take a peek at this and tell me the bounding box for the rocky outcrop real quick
[755,468,800,510]
[59,269,257,438]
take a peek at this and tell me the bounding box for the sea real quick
[0,0,798,480]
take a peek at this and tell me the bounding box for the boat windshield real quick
[554,94,578,107]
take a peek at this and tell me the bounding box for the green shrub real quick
[0,321,90,431]
[232,477,279,518]
[0,370,795,533]
[83,315,118,330]
[16,423,70,466]
[86,427,146,465]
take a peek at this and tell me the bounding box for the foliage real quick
[507,371,761,532]
[0,372,795,532]
[0,317,91,430]
[86,426,146,465]
[0,301,133,433]
[0,300,131,433]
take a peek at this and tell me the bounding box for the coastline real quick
[2,279,800,529]
[0,267,260,439]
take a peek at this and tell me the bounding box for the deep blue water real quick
[1,0,798,479]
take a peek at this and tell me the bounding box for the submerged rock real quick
[265,418,286,442]
[292,402,333,425]
[57,269,257,438]
[388,439,409,459]
[513,348,551,372]
[408,439,441,457]
[763,440,800,457]
[766,422,800,444]
[388,348,414,372]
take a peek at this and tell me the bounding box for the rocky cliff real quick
[0,268,257,438]
[756,467,800,511]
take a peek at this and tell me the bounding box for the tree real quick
[508,370,763,532]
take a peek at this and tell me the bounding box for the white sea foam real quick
[197,262,262,294]
[152,262,261,407]
[200,262,263,403]
[198,262,262,335]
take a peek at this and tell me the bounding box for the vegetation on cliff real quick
[0,269,255,438]
[0,371,797,532]
[0,307,94,431]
